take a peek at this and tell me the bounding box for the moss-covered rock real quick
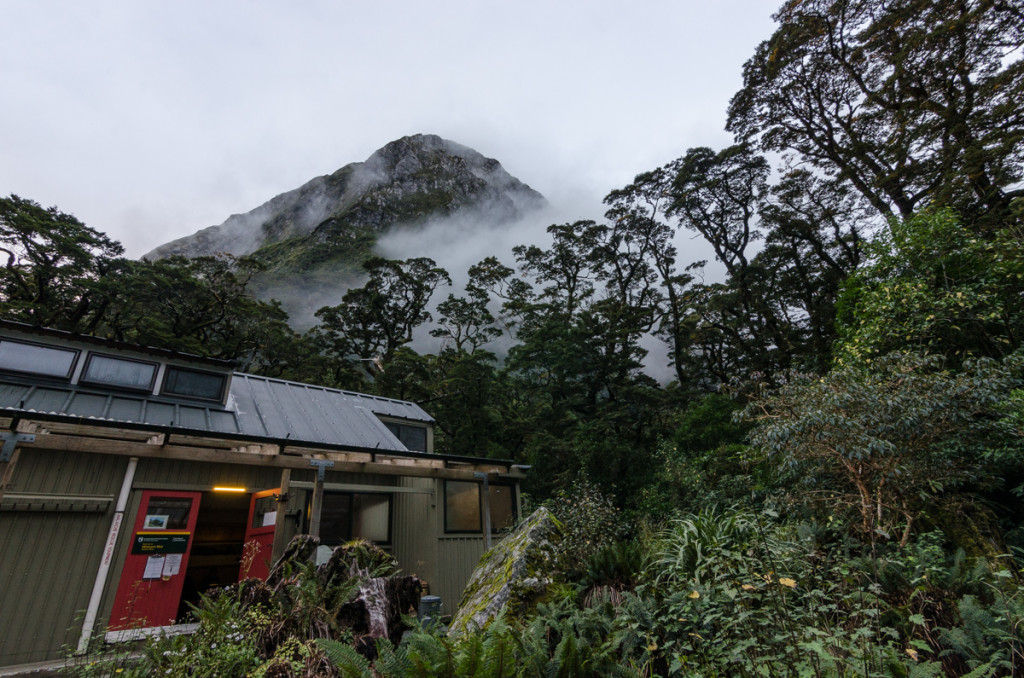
[927,496,1008,566]
[448,507,564,637]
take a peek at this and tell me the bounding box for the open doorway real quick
[175,490,249,619]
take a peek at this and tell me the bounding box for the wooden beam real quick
[0,448,19,504]
[166,433,235,449]
[289,480,434,495]
[280,445,373,463]
[231,443,280,456]
[373,455,446,469]
[271,469,291,562]
[30,420,151,442]
[309,470,324,539]
[21,431,508,481]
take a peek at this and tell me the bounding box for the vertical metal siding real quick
[0,448,127,666]
[436,537,488,611]
[391,477,438,592]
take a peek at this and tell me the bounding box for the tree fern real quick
[403,630,455,677]
[314,638,372,678]
[374,639,419,678]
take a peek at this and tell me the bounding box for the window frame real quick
[443,480,518,535]
[160,365,228,403]
[304,490,393,546]
[0,338,80,381]
[79,352,159,393]
[383,421,429,452]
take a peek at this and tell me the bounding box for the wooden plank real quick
[0,448,20,503]
[289,480,434,495]
[29,420,152,442]
[373,456,446,469]
[271,469,291,562]
[15,420,42,434]
[21,432,507,481]
[166,433,236,449]
[280,446,372,463]
[309,474,324,539]
[231,443,280,456]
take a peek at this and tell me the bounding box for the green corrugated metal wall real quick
[0,448,127,666]
[1,449,503,668]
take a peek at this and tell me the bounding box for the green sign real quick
[132,531,190,555]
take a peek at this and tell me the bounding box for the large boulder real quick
[448,507,564,637]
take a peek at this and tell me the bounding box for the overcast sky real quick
[0,1,780,259]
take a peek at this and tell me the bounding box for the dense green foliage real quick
[21,0,1024,674]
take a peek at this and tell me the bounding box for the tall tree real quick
[314,256,451,373]
[604,168,694,384]
[0,194,123,330]
[95,255,306,373]
[496,221,668,500]
[728,0,1024,227]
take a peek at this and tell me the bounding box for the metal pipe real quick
[76,456,138,654]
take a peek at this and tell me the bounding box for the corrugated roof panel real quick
[176,406,208,430]
[63,393,109,418]
[221,375,415,451]
[364,396,433,422]
[267,381,321,442]
[0,370,434,455]
[25,387,73,414]
[144,401,176,427]
[222,377,268,438]
[249,376,292,439]
[0,383,31,408]
[209,410,239,434]
[107,397,143,422]
[352,406,408,450]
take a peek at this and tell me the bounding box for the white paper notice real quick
[143,556,166,579]
[163,553,183,576]
[261,510,277,527]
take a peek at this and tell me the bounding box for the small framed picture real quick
[144,514,169,530]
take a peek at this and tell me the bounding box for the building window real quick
[162,366,227,402]
[384,421,428,452]
[309,491,391,546]
[0,339,78,379]
[80,353,158,391]
[444,480,517,533]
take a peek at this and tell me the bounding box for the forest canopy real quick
[10,1,1024,674]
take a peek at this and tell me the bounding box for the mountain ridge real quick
[145,134,546,325]
[145,134,545,264]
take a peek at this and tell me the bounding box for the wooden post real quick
[270,468,291,561]
[0,448,19,504]
[308,460,334,538]
[309,473,324,539]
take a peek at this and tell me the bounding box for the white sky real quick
[0,1,779,259]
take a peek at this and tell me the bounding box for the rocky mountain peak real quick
[145,134,545,261]
[143,134,546,326]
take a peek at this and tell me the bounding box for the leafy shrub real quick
[546,476,628,577]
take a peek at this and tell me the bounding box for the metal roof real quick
[0,371,433,454]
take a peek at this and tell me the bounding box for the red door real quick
[109,490,201,630]
[239,488,279,581]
